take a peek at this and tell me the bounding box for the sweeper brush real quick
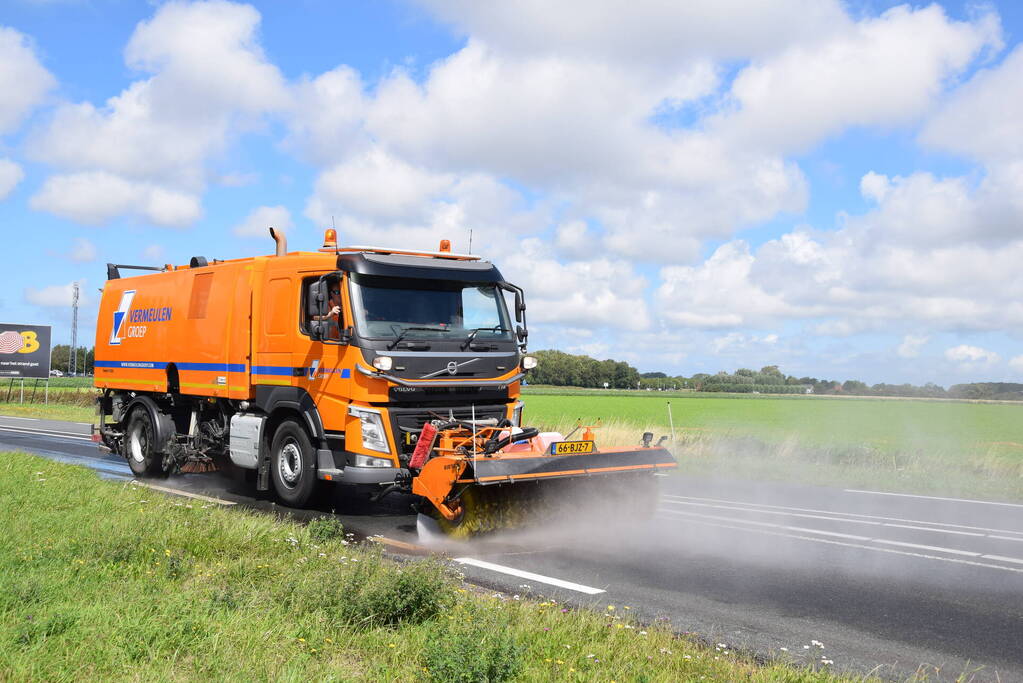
[411,420,677,538]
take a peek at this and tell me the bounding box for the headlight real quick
[372,356,393,371]
[522,356,538,370]
[511,401,524,427]
[348,406,389,453]
[351,454,392,468]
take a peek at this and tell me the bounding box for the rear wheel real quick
[124,407,165,477]
[270,420,319,507]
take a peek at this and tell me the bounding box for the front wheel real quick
[124,407,165,477]
[270,420,319,507]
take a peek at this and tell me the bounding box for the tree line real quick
[50,345,94,375]
[528,350,1023,401]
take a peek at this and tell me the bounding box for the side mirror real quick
[516,325,527,342]
[307,280,328,318]
[309,320,326,341]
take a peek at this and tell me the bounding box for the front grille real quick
[388,404,509,460]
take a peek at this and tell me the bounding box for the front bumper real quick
[315,449,403,484]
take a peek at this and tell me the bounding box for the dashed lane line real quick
[658,508,1023,572]
[656,515,1023,575]
[454,557,606,595]
[844,489,1023,509]
[661,494,1023,538]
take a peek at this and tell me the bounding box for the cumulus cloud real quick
[233,205,293,238]
[142,244,165,262]
[0,26,56,134]
[30,172,202,227]
[0,158,24,200]
[897,335,929,359]
[1010,356,1023,373]
[24,280,90,308]
[28,1,286,226]
[68,237,97,263]
[921,44,1023,163]
[944,344,1000,366]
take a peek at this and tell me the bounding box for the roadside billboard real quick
[0,323,52,379]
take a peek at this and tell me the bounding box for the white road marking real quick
[130,481,237,506]
[659,516,1023,575]
[661,498,882,527]
[662,494,1023,538]
[0,416,38,421]
[843,489,1023,509]
[872,539,980,557]
[785,526,870,541]
[659,508,1023,570]
[654,473,670,477]
[0,425,91,441]
[989,535,1023,543]
[881,523,984,537]
[454,557,606,595]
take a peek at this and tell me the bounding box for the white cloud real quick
[27,1,286,225]
[24,280,90,308]
[944,344,1000,365]
[233,205,293,238]
[921,45,1023,163]
[1010,356,1023,373]
[416,0,851,62]
[897,335,929,359]
[29,172,201,227]
[0,26,56,134]
[714,5,1001,154]
[68,237,97,263]
[217,172,259,187]
[0,158,24,199]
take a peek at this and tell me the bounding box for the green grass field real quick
[523,388,1023,501]
[0,451,855,682]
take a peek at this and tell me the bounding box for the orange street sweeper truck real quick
[93,229,677,536]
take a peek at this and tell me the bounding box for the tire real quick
[124,407,165,477]
[270,419,319,507]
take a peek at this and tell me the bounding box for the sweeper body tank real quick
[93,229,676,535]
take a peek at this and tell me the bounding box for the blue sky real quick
[2,0,1022,385]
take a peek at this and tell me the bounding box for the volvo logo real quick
[420,357,480,379]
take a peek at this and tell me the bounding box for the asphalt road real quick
[3,414,1022,681]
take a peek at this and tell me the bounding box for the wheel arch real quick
[124,394,176,450]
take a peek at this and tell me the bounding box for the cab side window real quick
[300,275,343,338]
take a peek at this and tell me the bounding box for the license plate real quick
[550,440,594,455]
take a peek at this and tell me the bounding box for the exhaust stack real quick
[269,227,287,257]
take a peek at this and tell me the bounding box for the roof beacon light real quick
[319,228,339,252]
[439,239,451,252]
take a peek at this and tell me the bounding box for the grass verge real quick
[0,451,858,681]
[0,402,95,423]
[525,392,1023,502]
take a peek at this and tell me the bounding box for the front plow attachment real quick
[411,421,678,539]
[463,447,676,486]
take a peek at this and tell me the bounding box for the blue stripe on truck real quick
[94,360,245,372]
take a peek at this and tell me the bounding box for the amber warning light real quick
[319,228,339,252]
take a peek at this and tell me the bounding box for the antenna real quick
[69,282,79,376]
[332,215,336,230]
[468,228,473,253]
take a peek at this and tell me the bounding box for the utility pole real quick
[69,282,79,376]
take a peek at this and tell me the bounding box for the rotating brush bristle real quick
[179,458,218,474]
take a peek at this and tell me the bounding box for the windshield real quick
[349,274,513,342]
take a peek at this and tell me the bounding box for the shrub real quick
[422,612,523,682]
[355,560,453,628]
[307,516,345,543]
